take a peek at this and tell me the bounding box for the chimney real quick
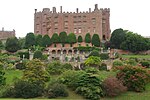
[35,9,37,13]
[53,7,56,13]
[89,8,91,12]
[94,4,98,11]
[60,6,62,13]
[76,8,79,13]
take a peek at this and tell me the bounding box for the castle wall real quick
[0,28,15,40]
[34,4,110,41]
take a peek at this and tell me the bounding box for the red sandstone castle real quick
[34,4,110,41]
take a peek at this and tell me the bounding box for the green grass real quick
[121,54,150,59]
[4,70,23,84]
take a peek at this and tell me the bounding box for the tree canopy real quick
[59,31,68,44]
[85,33,91,43]
[35,34,43,46]
[42,34,52,47]
[67,33,77,44]
[78,35,83,43]
[5,37,20,52]
[92,34,100,47]
[51,33,60,43]
[25,32,36,48]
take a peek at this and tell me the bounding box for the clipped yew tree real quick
[42,34,52,47]
[35,34,43,46]
[92,34,100,47]
[59,31,68,44]
[51,33,60,43]
[85,33,91,43]
[67,33,77,46]
[78,35,83,43]
[33,50,43,59]
[25,32,36,48]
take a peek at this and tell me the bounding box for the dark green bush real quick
[0,70,6,86]
[18,51,29,59]
[99,63,107,71]
[140,61,150,68]
[88,50,100,57]
[15,62,25,70]
[33,50,42,59]
[126,59,137,66]
[13,80,44,98]
[102,77,127,97]
[47,83,68,98]
[62,63,72,70]
[99,53,109,60]
[113,60,124,68]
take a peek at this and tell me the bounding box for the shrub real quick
[140,61,150,68]
[46,83,68,98]
[99,63,107,71]
[33,50,42,59]
[14,80,44,98]
[15,62,25,70]
[18,51,29,59]
[113,60,124,69]
[0,69,6,86]
[116,66,150,92]
[99,53,109,60]
[84,67,99,74]
[102,77,127,97]
[62,63,72,70]
[1,85,15,98]
[88,50,100,57]
[84,56,101,68]
[126,59,137,66]
[75,73,103,100]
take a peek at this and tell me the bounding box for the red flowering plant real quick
[116,65,150,92]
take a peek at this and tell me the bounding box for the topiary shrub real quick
[102,77,127,97]
[46,83,68,98]
[99,53,109,60]
[112,60,124,69]
[88,50,100,57]
[140,61,150,68]
[33,50,42,59]
[15,62,25,70]
[116,66,150,92]
[99,63,107,71]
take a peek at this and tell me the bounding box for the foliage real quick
[113,60,124,68]
[0,40,4,50]
[15,62,26,70]
[59,31,68,44]
[88,50,100,57]
[2,80,44,98]
[46,83,68,98]
[110,28,126,49]
[5,37,20,52]
[126,59,137,66]
[99,63,107,71]
[0,69,6,86]
[99,53,109,60]
[18,51,29,59]
[35,34,43,46]
[75,72,103,100]
[92,34,100,47]
[84,56,101,68]
[140,61,150,68]
[18,37,25,49]
[51,33,60,43]
[102,77,127,97]
[74,46,100,51]
[33,50,43,59]
[85,33,91,43]
[116,66,150,92]
[42,34,52,47]
[120,31,150,52]
[25,32,36,48]
[59,70,86,90]
[62,63,72,70]
[23,59,49,84]
[78,35,83,43]
[67,33,77,44]
[84,67,99,74]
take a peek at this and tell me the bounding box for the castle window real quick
[92,18,96,24]
[73,16,77,18]
[74,28,77,33]
[83,16,86,18]
[79,28,81,33]
[64,21,68,26]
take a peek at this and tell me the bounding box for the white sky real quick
[0,0,150,37]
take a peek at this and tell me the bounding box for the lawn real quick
[121,54,150,59]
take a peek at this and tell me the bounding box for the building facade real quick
[34,4,110,41]
[0,27,15,40]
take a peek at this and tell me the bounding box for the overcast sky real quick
[0,0,150,37]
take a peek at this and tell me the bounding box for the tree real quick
[51,33,60,43]
[110,28,126,49]
[23,59,49,84]
[25,32,36,48]
[85,33,91,43]
[18,37,25,49]
[33,50,43,59]
[120,31,150,52]
[84,56,101,67]
[59,31,68,44]
[67,33,77,46]
[5,37,20,52]
[42,34,52,47]
[78,35,83,43]
[35,34,42,46]
[0,40,4,50]
[92,34,100,47]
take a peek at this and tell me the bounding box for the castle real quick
[34,4,110,41]
[0,27,15,41]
